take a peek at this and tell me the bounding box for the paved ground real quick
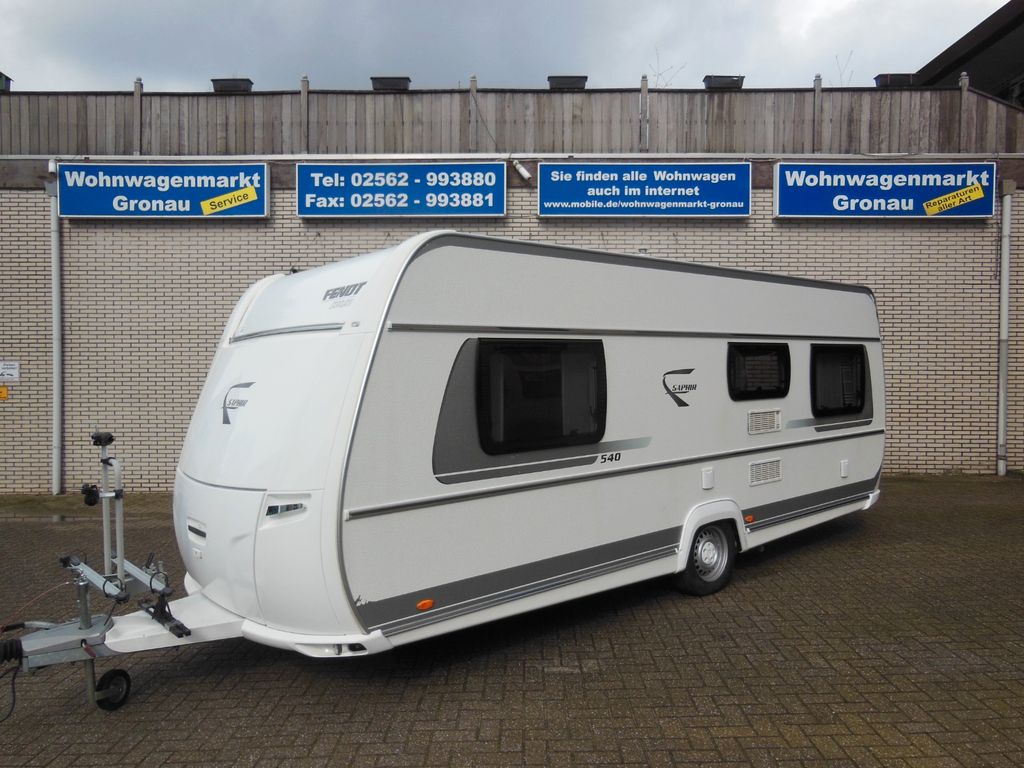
[0,476,1022,767]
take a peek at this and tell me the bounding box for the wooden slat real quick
[685,92,700,152]
[0,95,12,153]
[455,90,466,152]
[57,95,69,154]
[272,94,283,154]
[959,91,975,153]
[818,91,832,152]
[654,92,669,152]
[73,94,86,152]
[6,95,20,153]
[285,94,298,155]
[109,94,123,154]
[336,93,345,153]
[251,94,262,153]
[1009,107,1024,151]
[107,95,119,154]
[30,95,42,154]
[309,92,321,153]
[139,95,150,155]
[857,93,871,153]
[306,93,318,153]
[338,94,350,153]
[317,93,328,153]
[341,93,352,153]
[163,93,175,154]
[153,94,162,155]
[981,95,997,153]
[411,93,422,152]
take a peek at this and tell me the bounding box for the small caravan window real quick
[811,345,867,417]
[727,344,791,401]
[476,339,606,455]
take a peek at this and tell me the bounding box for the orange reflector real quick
[744,515,755,524]
[416,599,435,611]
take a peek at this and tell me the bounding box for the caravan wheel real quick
[95,669,132,711]
[674,522,736,596]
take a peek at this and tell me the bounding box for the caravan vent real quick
[748,409,782,435]
[749,458,782,486]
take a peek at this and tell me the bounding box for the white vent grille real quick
[749,458,782,486]
[748,409,782,435]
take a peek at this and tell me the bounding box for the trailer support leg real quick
[84,657,97,704]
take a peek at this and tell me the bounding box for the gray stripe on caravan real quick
[349,429,885,519]
[435,437,653,484]
[744,474,880,530]
[355,474,880,634]
[785,417,875,431]
[355,527,682,634]
[375,544,679,637]
[437,455,596,483]
[815,419,875,432]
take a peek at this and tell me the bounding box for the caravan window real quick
[476,339,606,455]
[727,344,791,401]
[811,345,866,416]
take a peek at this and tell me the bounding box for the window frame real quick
[475,338,607,456]
[726,343,792,401]
[810,344,868,418]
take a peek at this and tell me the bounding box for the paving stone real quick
[0,475,1022,766]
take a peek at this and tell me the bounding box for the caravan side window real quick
[811,345,867,416]
[727,343,790,401]
[476,339,606,455]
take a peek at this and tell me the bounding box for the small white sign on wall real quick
[0,362,20,383]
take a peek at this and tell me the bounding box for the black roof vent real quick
[874,73,917,88]
[0,71,12,92]
[371,76,411,91]
[547,75,588,91]
[703,75,745,90]
[211,78,253,93]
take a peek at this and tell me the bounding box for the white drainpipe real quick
[48,158,63,494]
[997,179,1016,476]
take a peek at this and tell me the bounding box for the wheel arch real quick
[675,499,748,575]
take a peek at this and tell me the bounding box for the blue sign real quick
[58,163,268,218]
[297,162,506,217]
[537,163,751,217]
[775,162,996,218]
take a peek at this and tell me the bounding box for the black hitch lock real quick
[81,484,100,507]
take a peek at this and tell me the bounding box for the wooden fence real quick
[2,82,1022,156]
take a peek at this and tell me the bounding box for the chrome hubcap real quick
[698,540,718,566]
[692,526,728,582]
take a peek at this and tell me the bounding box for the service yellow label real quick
[923,183,984,216]
[201,186,258,216]
[0,385,8,400]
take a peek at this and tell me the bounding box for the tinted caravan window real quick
[811,345,866,417]
[727,344,791,400]
[477,339,606,455]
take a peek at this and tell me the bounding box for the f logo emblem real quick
[222,382,255,424]
[662,369,696,407]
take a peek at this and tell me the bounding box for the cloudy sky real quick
[0,0,1008,92]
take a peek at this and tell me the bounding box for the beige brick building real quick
[1,81,1023,491]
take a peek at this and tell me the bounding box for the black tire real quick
[95,668,131,711]
[674,522,736,596]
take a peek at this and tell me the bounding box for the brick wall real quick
[1009,189,1024,471]
[0,191,52,492]
[1,184,1020,491]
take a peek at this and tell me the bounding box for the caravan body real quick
[173,231,884,657]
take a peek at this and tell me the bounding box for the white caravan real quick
[172,230,884,657]
[10,231,885,710]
